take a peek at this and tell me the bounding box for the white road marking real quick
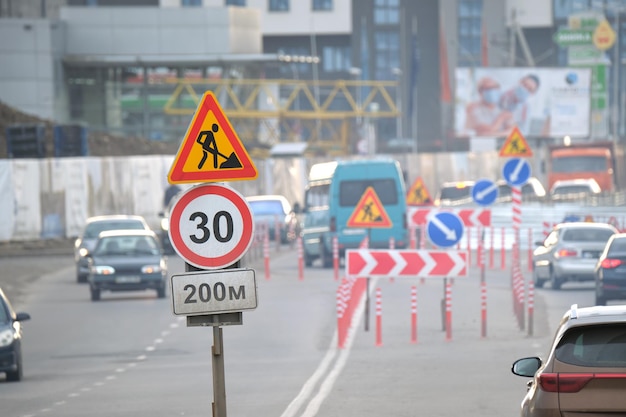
[281,277,376,417]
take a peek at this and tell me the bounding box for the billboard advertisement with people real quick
[455,68,591,139]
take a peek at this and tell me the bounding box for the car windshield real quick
[93,236,159,256]
[555,324,626,367]
[439,185,472,201]
[84,220,145,238]
[552,156,607,173]
[498,182,540,197]
[552,185,594,195]
[0,303,8,324]
[608,238,626,254]
[339,179,398,206]
[561,228,615,242]
[249,200,286,215]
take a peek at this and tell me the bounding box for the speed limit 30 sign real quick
[168,184,254,269]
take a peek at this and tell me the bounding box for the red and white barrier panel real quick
[336,276,367,349]
[345,249,468,278]
[375,287,382,347]
[408,207,491,227]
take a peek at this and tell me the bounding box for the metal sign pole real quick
[212,326,226,417]
[364,228,371,332]
[185,261,244,417]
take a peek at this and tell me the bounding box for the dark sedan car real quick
[86,230,168,301]
[0,287,30,382]
[74,215,152,283]
[595,233,626,305]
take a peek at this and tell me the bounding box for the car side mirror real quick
[15,312,31,322]
[512,357,542,377]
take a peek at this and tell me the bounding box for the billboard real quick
[455,67,591,139]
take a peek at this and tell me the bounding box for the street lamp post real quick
[349,67,362,125]
[613,10,621,141]
[392,67,403,140]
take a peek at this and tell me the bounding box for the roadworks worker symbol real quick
[347,187,393,228]
[168,91,258,184]
[406,177,433,206]
[499,126,532,157]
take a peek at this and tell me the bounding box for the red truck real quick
[547,141,625,193]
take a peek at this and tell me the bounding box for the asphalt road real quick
[0,240,579,417]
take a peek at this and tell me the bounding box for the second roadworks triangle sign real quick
[499,125,533,157]
[406,176,433,206]
[347,186,392,228]
[168,91,258,184]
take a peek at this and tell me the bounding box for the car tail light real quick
[555,249,577,258]
[601,258,623,269]
[538,373,593,393]
[330,216,336,232]
[538,373,626,393]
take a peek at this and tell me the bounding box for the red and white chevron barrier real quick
[345,249,468,278]
[408,207,491,227]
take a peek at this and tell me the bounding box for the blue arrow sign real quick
[427,211,464,248]
[502,158,531,187]
[472,179,498,206]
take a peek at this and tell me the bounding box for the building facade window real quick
[322,46,351,72]
[374,0,399,25]
[278,47,311,77]
[374,30,400,80]
[457,0,482,67]
[182,0,202,5]
[269,0,289,12]
[554,0,599,19]
[225,0,246,5]
[312,0,332,11]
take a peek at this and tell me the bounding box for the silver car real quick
[533,222,618,289]
[74,215,152,283]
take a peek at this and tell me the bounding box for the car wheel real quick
[90,287,101,301]
[549,267,563,290]
[319,240,332,269]
[304,249,314,267]
[157,284,166,299]
[5,350,22,382]
[532,267,546,288]
[595,283,607,306]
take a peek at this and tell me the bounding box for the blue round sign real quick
[472,179,498,206]
[427,212,464,248]
[502,158,531,187]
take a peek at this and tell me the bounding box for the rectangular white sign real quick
[171,268,258,316]
[455,67,591,138]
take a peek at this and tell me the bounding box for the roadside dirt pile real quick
[0,100,180,158]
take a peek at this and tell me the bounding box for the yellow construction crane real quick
[163,78,400,157]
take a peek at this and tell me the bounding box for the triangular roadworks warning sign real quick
[168,91,258,184]
[347,187,393,228]
[406,177,433,206]
[499,126,533,157]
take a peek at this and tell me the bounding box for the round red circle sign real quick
[168,184,254,269]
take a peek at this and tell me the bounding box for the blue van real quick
[301,158,408,268]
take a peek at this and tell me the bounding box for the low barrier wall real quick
[0,154,623,243]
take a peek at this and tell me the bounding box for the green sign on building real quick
[553,29,594,46]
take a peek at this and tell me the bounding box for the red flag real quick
[439,24,451,103]
[481,20,489,66]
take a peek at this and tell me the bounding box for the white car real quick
[550,178,602,201]
[532,222,618,289]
